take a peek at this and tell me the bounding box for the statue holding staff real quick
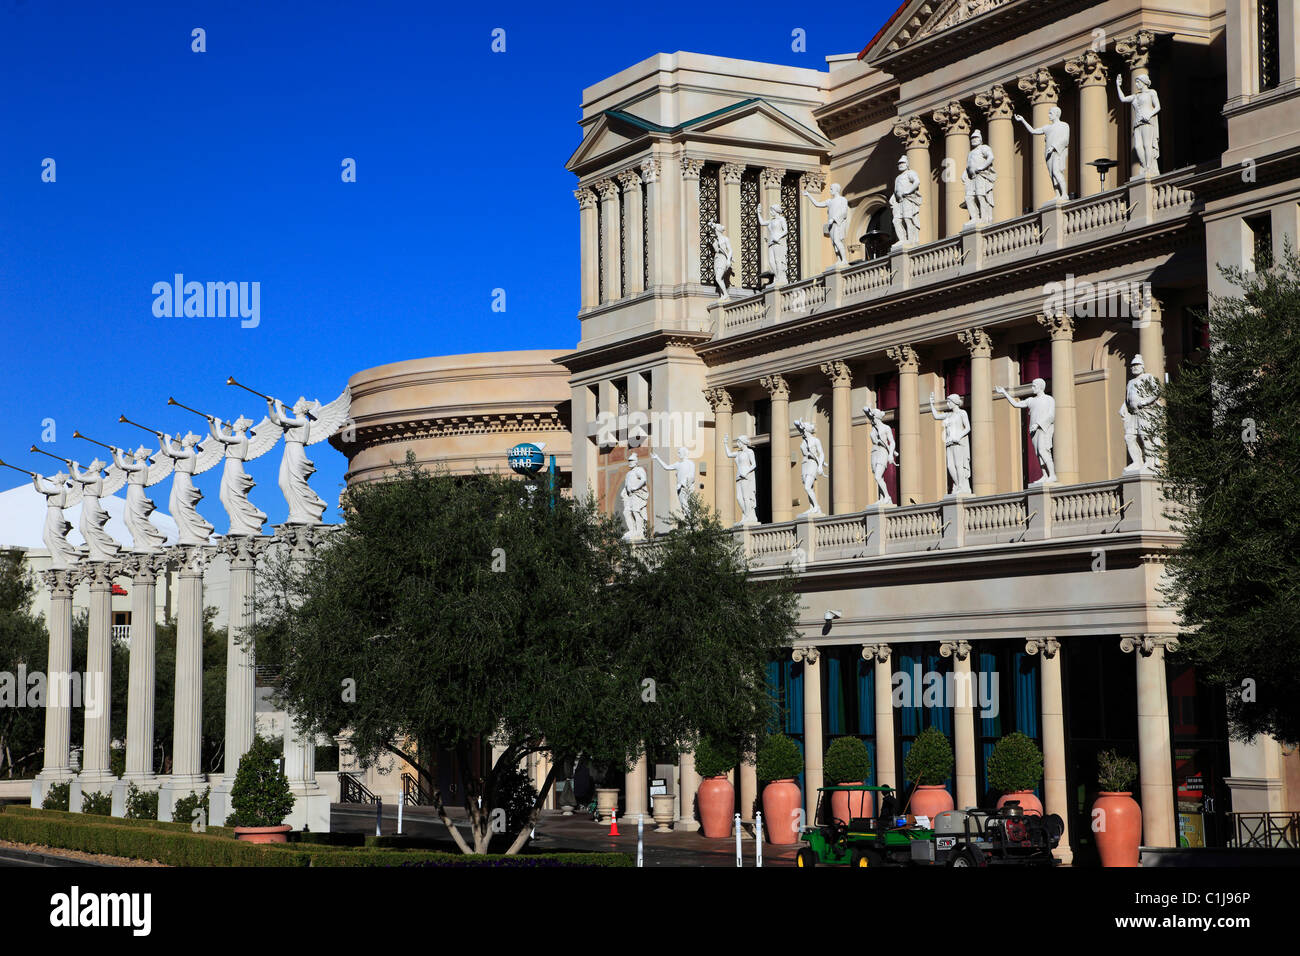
[890,157,922,246]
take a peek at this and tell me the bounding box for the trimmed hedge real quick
[308,850,634,867]
[5,805,234,837]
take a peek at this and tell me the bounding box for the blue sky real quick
[0,0,893,526]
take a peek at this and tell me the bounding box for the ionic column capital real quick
[1064,50,1111,88]
[957,327,994,358]
[1017,67,1061,106]
[974,84,1015,121]
[704,385,734,414]
[861,643,892,663]
[680,157,705,181]
[1037,311,1076,341]
[893,115,932,149]
[574,187,597,211]
[592,178,619,202]
[1025,637,1061,659]
[939,639,972,661]
[760,373,790,401]
[720,162,746,185]
[792,645,820,665]
[639,157,661,184]
[760,167,786,189]
[887,344,920,373]
[616,169,643,193]
[820,360,853,387]
[1115,30,1159,72]
[1120,633,1181,657]
[931,100,972,135]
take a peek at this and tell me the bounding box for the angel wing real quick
[65,482,84,509]
[306,386,352,446]
[245,415,282,462]
[145,452,175,488]
[100,464,128,497]
[192,438,226,476]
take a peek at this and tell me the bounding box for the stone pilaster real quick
[594,179,621,302]
[931,101,972,237]
[958,328,996,495]
[792,645,823,823]
[799,170,827,277]
[705,386,735,525]
[1115,31,1159,179]
[759,167,785,278]
[575,187,599,309]
[893,116,935,243]
[1120,634,1180,848]
[1065,51,1113,195]
[618,169,645,296]
[1017,68,1063,207]
[1026,637,1072,863]
[681,158,705,288]
[1036,311,1079,484]
[640,157,662,288]
[887,345,922,504]
[720,163,745,259]
[761,374,792,522]
[820,360,855,514]
[974,84,1017,221]
[861,643,896,789]
[940,639,977,811]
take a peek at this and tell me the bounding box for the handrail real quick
[402,771,433,807]
[1227,811,1300,848]
[338,770,380,805]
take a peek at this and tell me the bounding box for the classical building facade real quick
[560,0,1300,860]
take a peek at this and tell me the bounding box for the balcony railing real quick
[111,624,131,642]
[1227,811,1300,848]
[712,167,1199,339]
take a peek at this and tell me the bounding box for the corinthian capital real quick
[760,374,790,401]
[617,169,643,192]
[1036,311,1076,341]
[974,84,1015,121]
[704,386,734,414]
[893,115,932,149]
[800,170,826,194]
[820,360,852,387]
[1017,67,1060,106]
[760,167,786,189]
[721,162,745,185]
[931,101,972,135]
[639,157,660,184]
[574,187,597,211]
[592,179,619,201]
[886,344,920,373]
[957,328,993,358]
[680,157,705,181]
[1115,30,1158,71]
[1064,50,1110,88]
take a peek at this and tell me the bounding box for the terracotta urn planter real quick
[1093,791,1142,867]
[651,793,675,832]
[761,778,803,844]
[909,784,954,819]
[996,790,1044,815]
[234,825,292,844]
[830,783,874,825]
[697,775,735,839]
[594,787,620,825]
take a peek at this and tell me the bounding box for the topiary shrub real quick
[173,788,210,829]
[755,733,804,782]
[1098,749,1138,792]
[904,727,954,786]
[227,735,295,828]
[987,732,1044,794]
[41,781,71,811]
[692,737,737,779]
[124,782,159,820]
[824,736,872,785]
[81,790,112,815]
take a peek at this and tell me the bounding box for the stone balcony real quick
[710,168,1199,340]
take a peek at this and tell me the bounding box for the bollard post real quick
[637,813,644,868]
[397,795,404,836]
[376,797,383,837]
[734,812,742,867]
[755,811,763,868]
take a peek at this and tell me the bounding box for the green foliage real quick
[823,736,872,785]
[173,788,210,828]
[755,733,803,782]
[81,790,112,815]
[491,757,539,832]
[228,735,295,828]
[1155,248,1300,745]
[692,737,736,779]
[124,783,159,820]
[1097,749,1138,792]
[986,732,1043,793]
[109,747,125,779]
[904,727,954,786]
[8,805,231,836]
[41,781,70,811]
[0,550,52,778]
[151,608,228,775]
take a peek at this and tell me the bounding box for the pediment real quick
[862,0,1025,64]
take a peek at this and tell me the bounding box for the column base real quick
[286,782,331,833]
[111,775,160,818]
[208,776,237,828]
[157,775,209,823]
[31,768,75,808]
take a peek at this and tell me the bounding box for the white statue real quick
[723,434,758,527]
[1120,353,1161,472]
[709,222,734,300]
[32,471,80,569]
[997,379,1057,484]
[930,392,972,495]
[159,432,222,546]
[620,453,649,541]
[267,387,351,525]
[111,445,173,553]
[793,419,827,516]
[755,202,789,286]
[208,414,280,536]
[865,406,898,506]
[805,183,850,266]
[1015,107,1071,201]
[890,156,922,246]
[651,447,697,515]
[1117,73,1161,178]
[70,459,126,563]
[962,130,997,225]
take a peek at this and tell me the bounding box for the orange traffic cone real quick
[609,808,620,837]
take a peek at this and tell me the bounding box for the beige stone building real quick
[558,0,1300,860]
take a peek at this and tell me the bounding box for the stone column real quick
[594,178,621,302]
[821,360,855,514]
[1115,31,1158,180]
[893,116,935,243]
[792,646,823,823]
[799,170,826,277]
[940,640,977,811]
[1065,51,1113,195]
[209,534,270,827]
[932,101,972,237]
[705,386,735,525]
[761,374,792,522]
[681,158,704,287]
[740,756,758,830]
[118,553,168,803]
[1121,634,1180,847]
[974,84,1017,221]
[887,345,922,504]
[1037,311,1079,484]
[618,169,645,297]
[625,751,649,823]
[158,545,212,821]
[760,167,785,278]
[1017,68,1063,207]
[862,644,896,789]
[1138,295,1165,382]
[677,748,700,830]
[78,563,117,795]
[720,162,744,255]
[32,568,76,805]
[958,328,996,495]
[640,157,662,288]
[575,187,598,309]
[1027,637,1072,863]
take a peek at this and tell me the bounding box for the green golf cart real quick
[795,784,937,867]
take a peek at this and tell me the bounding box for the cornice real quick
[556,328,714,376]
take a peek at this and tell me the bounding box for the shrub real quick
[124,783,159,820]
[228,735,295,828]
[755,734,804,782]
[81,790,112,815]
[109,747,125,779]
[904,727,954,786]
[41,781,70,811]
[987,732,1044,794]
[492,759,539,832]
[173,788,210,829]
[692,737,736,779]
[823,737,872,785]
[1098,749,1138,792]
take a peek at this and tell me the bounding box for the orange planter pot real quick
[234,825,292,844]
[761,779,803,844]
[1093,791,1142,867]
[909,785,954,820]
[996,790,1044,815]
[697,776,735,839]
[830,783,874,825]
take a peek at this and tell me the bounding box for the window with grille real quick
[740,167,760,290]
[781,172,802,281]
[642,185,649,289]
[596,200,604,302]
[698,163,721,286]
[618,187,626,296]
[1260,0,1280,92]
[1247,213,1273,271]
